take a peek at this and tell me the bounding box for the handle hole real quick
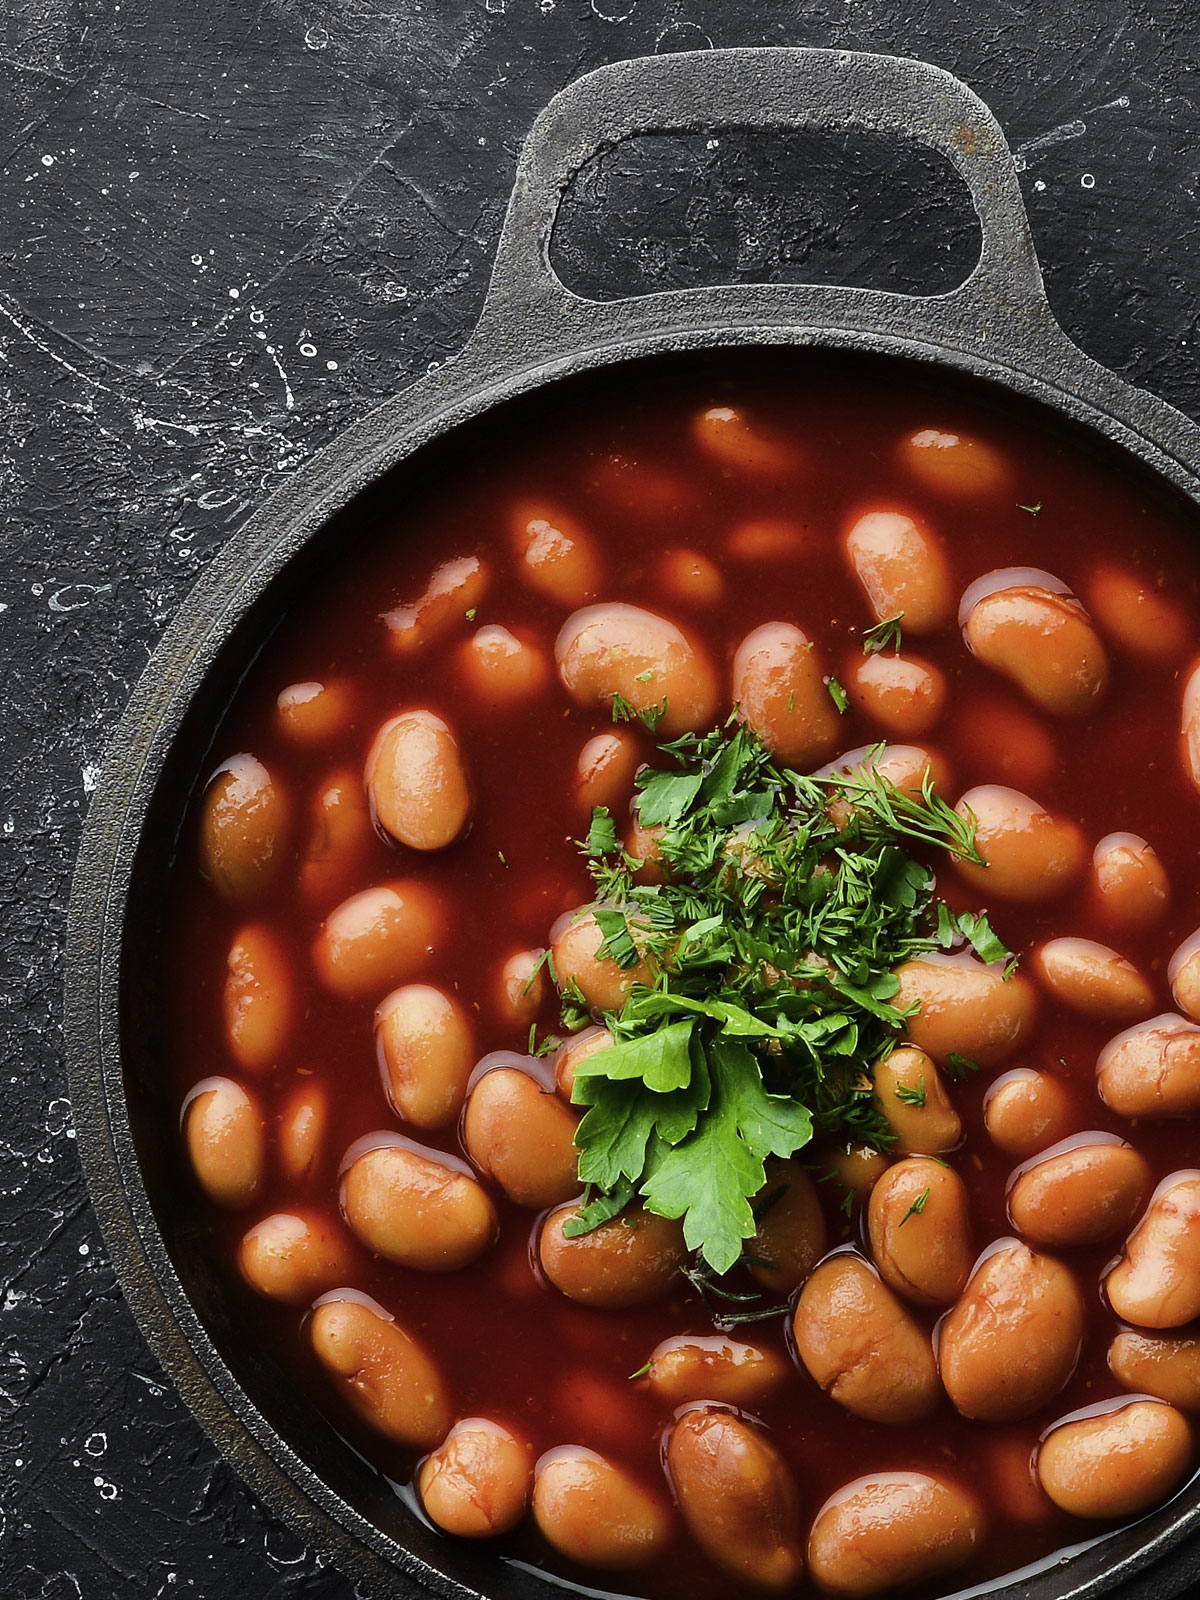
[549,126,982,301]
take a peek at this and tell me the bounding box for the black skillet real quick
[65,46,1200,1600]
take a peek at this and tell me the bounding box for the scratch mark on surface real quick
[1014,118,1088,170]
[0,295,114,395]
[1013,95,1132,171]
[0,49,76,87]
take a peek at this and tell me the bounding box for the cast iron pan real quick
[65,46,1200,1600]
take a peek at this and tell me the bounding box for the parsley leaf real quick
[572,1021,696,1093]
[826,676,850,714]
[592,906,641,970]
[636,767,705,828]
[585,806,620,857]
[955,909,1013,969]
[641,1039,812,1273]
[563,1179,636,1237]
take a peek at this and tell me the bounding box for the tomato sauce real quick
[161,351,1200,1597]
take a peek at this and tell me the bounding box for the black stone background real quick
[5,1,1200,1596]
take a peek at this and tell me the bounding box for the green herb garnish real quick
[895,1076,927,1108]
[556,726,999,1275]
[861,613,904,655]
[899,1187,931,1225]
[611,690,668,731]
[680,1256,792,1326]
[1018,502,1042,515]
[826,677,849,714]
[934,901,1014,971]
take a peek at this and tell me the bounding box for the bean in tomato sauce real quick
[164,358,1200,1600]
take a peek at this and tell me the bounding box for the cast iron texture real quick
[63,45,1200,1600]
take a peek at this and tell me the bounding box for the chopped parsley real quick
[1018,501,1042,515]
[826,676,849,714]
[895,1076,927,1108]
[935,904,1014,973]
[899,1187,931,1226]
[557,725,1006,1275]
[585,807,620,857]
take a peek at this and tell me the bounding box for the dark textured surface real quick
[6,4,1200,1598]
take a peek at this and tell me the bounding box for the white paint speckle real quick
[228,287,240,299]
[326,359,338,371]
[1081,172,1096,189]
[41,155,54,168]
[1034,179,1047,192]
[85,1432,107,1456]
[265,346,295,409]
[305,25,329,48]
[82,762,101,795]
[49,582,112,613]
[78,1243,89,1257]
[249,308,264,325]
[299,342,317,357]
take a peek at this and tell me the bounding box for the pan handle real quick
[469,47,1060,361]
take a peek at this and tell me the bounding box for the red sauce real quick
[162,353,1200,1597]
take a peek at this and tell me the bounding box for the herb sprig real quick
[861,612,904,655]
[560,727,1007,1276]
